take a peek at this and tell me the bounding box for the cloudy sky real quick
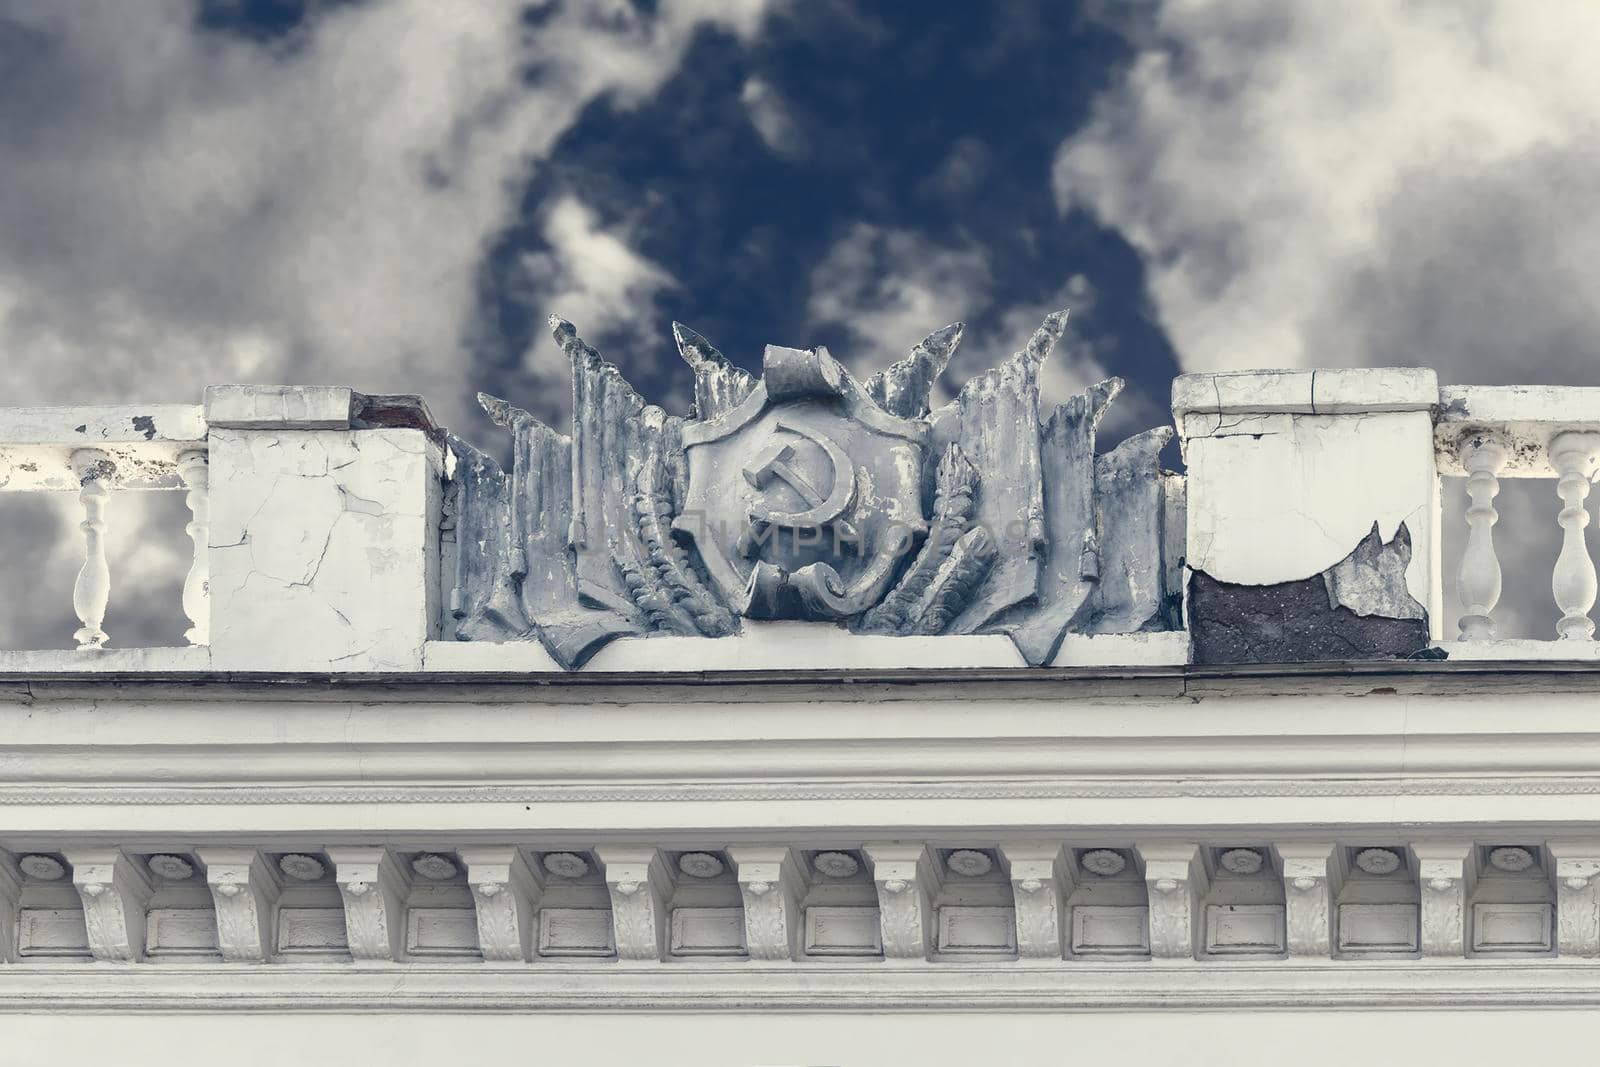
[2,0,1593,646]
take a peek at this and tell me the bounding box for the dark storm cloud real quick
[473,1,1182,442]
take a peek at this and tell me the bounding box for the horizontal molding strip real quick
[4,961,1600,1013]
[5,775,1600,806]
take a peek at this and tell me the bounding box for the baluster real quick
[177,450,210,645]
[1551,432,1600,640]
[1456,432,1507,639]
[69,449,115,650]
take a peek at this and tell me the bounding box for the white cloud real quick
[1055,1,1600,387]
[1057,1,1600,635]
[741,76,808,159]
[518,195,679,381]
[0,0,770,648]
[0,0,769,428]
[806,222,990,376]
[805,225,1124,418]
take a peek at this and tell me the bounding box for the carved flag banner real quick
[446,311,1181,668]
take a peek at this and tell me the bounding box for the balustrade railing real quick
[1438,387,1600,645]
[3,377,1600,665]
[0,406,208,651]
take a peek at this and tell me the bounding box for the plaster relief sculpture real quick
[447,311,1180,668]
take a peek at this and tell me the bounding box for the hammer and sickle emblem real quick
[741,417,858,542]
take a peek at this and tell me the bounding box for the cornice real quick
[9,657,1600,697]
[8,775,1600,807]
[2,960,1599,1013]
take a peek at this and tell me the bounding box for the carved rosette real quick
[460,847,540,963]
[1279,845,1336,958]
[730,848,798,961]
[326,847,407,961]
[1138,843,1204,960]
[1413,845,1470,957]
[597,849,668,961]
[1000,844,1069,960]
[863,845,932,961]
[64,850,151,963]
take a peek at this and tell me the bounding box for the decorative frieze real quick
[325,847,408,962]
[1137,842,1205,959]
[863,845,935,961]
[458,847,540,963]
[596,848,670,961]
[196,848,277,962]
[63,848,152,963]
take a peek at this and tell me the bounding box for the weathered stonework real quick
[208,415,442,672]
[446,314,1181,668]
[1188,523,1432,665]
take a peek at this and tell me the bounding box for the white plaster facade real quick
[4,378,1600,1064]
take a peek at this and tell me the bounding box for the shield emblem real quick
[674,344,929,620]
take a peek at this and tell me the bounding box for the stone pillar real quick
[204,385,442,671]
[1174,369,1442,661]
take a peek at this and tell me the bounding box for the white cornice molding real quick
[1,961,1600,1013]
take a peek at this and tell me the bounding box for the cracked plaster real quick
[1182,409,1441,635]
[208,427,441,672]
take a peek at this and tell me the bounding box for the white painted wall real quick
[11,1009,1598,1067]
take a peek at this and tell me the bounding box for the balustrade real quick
[0,406,208,652]
[1455,432,1506,640]
[3,378,1600,662]
[1437,388,1600,648]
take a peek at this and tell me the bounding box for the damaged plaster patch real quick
[1323,522,1425,620]
[1189,521,1429,665]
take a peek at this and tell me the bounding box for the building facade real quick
[2,322,1599,1063]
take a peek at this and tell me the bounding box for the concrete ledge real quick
[425,623,1030,673]
[204,385,352,429]
[0,646,209,672]
[1050,631,1189,667]
[1435,385,1600,476]
[1173,368,1437,419]
[1,960,1599,1013]
[1434,639,1600,661]
[0,404,206,444]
